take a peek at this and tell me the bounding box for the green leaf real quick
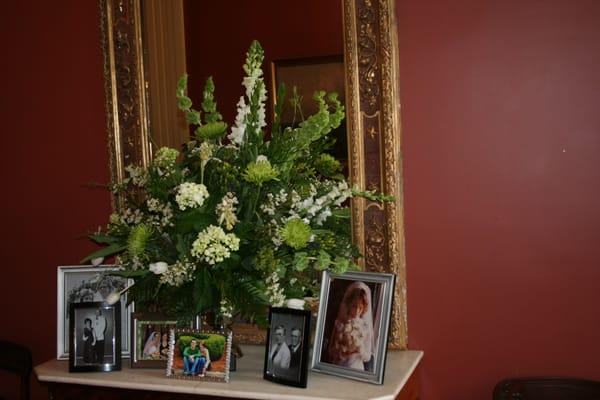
[175,209,213,233]
[89,233,118,245]
[293,252,309,271]
[315,250,331,271]
[80,244,126,263]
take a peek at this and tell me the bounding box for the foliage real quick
[85,41,389,325]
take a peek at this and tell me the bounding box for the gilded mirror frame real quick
[99,0,407,349]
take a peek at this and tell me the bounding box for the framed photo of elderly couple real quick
[312,270,396,385]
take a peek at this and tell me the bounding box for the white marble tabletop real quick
[35,346,423,400]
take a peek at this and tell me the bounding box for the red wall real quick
[398,0,600,398]
[0,1,111,398]
[1,1,599,399]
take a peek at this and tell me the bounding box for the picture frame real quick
[69,301,121,372]
[57,265,134,359]
[270,55,347,163]
[166,328,233,382]
[263,307,311,388]
[312,270,395,385]
[131,312,177,368]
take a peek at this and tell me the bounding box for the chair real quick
[493,377,600,400]
[0,340,32,400]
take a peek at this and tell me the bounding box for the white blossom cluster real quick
[290,181,351,226]
[191,225,240,265]
[110,208,143,226]
[159,259,196,287]
[124,164,148,187]
[146,198,174,228]
[265,272,286,306]
[219,298,234,319]
[216,192,239,230]
[175,182,209,210]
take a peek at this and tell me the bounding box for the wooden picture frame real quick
[69,301,121,372]
[130,312,177,368]
[312,270,395,384]
[263,307,311,388]
[99,0,408,349]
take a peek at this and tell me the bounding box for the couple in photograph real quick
[269,325,303,377]
[82,309,107,363]
[182,339,211,376]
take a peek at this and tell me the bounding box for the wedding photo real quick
[69,302,121,372]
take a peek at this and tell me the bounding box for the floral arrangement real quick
[85,41,387,325]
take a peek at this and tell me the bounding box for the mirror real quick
[99,0,407,349]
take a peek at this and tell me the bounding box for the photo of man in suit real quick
[289,327,303,370]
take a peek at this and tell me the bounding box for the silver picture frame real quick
[311,270,395,385]
[57,265,134,360]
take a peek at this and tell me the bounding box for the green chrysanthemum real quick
[127,224,153,257]
[314,153,342,177]
[195,121,228,140]
[280,219,312,250]
[243,159,278,185]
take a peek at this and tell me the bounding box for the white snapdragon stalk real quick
[228,97,249,145]
[175,182,209,210]
[265,272,286,306]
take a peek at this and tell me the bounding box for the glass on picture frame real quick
[131,312,177,368]
[312,270,395,385]
[57,265,134,359]
[263,307,311,388]
[69,301,121,372]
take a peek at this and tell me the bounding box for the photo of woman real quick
[327,281,374,371]
[143,331,161,358]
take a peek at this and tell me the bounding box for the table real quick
[35,346,423,400]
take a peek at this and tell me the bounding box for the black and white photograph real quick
[312,271,395,384]
[69,302,121,372]
[263,307,311,388]
[57,265,134,359]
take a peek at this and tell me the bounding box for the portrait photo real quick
[166,329,232,382]
[131,313,177,368]
[57,265,134,359]
[69,301,121,372]
[263,307,311,388]
[312,270,395,384]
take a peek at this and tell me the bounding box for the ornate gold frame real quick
[100,0,407,349]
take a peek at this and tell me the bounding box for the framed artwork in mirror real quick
[99,0,407,349]
[166,328,233,382]
[69,301,121,372]
[312,270,395,384]
[131,312,177,368]
[57,265,134,360]
[263,307,311,388]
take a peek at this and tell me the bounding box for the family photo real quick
[264,307,310,388]
[167,330,232,382]
[58,266,133,359]
[69,302,121,372]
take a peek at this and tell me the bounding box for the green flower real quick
[314,153,342,177]
[280,219,312,250]
[255,247,278,272]
[195,121,228,140]
[127,224,153,257]
[153,147,179,169]
[243,158,278,185]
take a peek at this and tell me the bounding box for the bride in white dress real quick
[327,281,375,371]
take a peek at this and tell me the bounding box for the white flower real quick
[228,97,249,145]
[266,272,286,306]
[216,192,239,230]
[191,225,240,265]
[125,164,148,186]
[256,155,268,163]
[199,141,214,167]
[159,259,196,287]
[175,182,209,210]
[149,261,168,275]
